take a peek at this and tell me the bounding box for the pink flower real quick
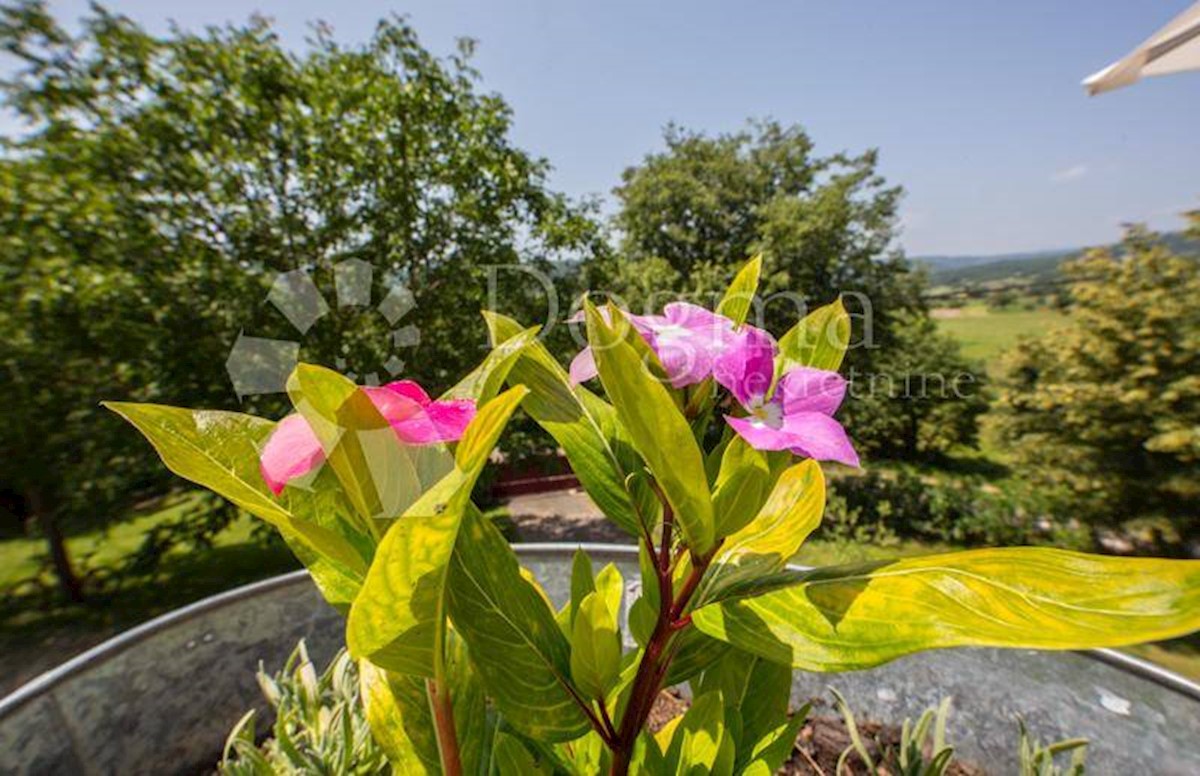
[569,302,737,389]
[259,380,475,495]
[713,325,859,467]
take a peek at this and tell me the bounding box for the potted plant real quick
[110,256,1200,774]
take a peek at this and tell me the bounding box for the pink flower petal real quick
[775,366,847,417]
[390,399,476,444]
[662,301,730,329]
[725,414,796,452]
[637,304,738,388]
[367,382,475,444]
[713,325,777,405]
[726,410,860,468]
[363,385,426,425]
[650,331,718,388]
[572,302,739,389]
[259,413,326,495]
[780,411,860,468]
[379,380,432,405]
[569,347,599,385]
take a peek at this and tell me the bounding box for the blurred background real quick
[1,0,1197,694]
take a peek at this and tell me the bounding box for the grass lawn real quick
[932,303,1065,364]
[2,492,202,589]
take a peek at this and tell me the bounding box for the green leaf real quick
[570,591,622,700]
[447,631,490,776]
[358,660,439,774]
[346,387,528,675]
[483,311,647,536]
[716,254,762,326]
[569,547,596,627]
[743,712,808,776]
[695,648,792,771]
[663,691,734,776]
[702,459,825,602]
[776,298,850,375]
[446,509,591,741]
[287,363,454,530]
[628,597,656,649]
[443,324,540,404]
[104,402,369,607]
[492,733,553,776]
[556,730,608,776]
[662,628,732,687]
[631,732,668,775]
[710,436,772,538]
[585,302,715,554]
[693,548,1200,672]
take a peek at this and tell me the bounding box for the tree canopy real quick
[993,217,1200,540]
[0,2,598,596]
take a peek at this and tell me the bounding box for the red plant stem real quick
[597,697,618,741]
[658,507,674,572]
[426,678,464,776]
[608,548,711,776]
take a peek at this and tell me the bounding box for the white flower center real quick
[746,397,783,429]
[654,323,691,346]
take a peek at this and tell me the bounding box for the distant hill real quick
[916,231,1196,286]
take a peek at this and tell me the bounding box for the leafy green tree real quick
[599,120,976,458]
[992,219,1200,541]
[0,1,598,600]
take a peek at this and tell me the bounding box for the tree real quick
[850,312,988,460]
[992,219,1200,541]
[600,120,978,457]
[0,1,599,600]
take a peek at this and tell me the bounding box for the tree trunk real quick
[29,490,84,603]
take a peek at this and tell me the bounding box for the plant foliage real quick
[115,257,1200,774]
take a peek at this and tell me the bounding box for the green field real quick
[933,303,1065,364]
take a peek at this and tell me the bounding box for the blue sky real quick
[6,0,1199,255]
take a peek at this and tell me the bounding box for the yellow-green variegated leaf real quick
[446,509,592,741]
[585,303,715,554]
[443,324,540,404]
[594,563,625,626]
[703,460,825,602]
[776,298,850,375]
[104,402,370,608]
[693,548,1200,672]
[346,387,527,675]
[359,660,439,774]
[716,254,763,326]
[360,642,487,776]
[483,311,649,536]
